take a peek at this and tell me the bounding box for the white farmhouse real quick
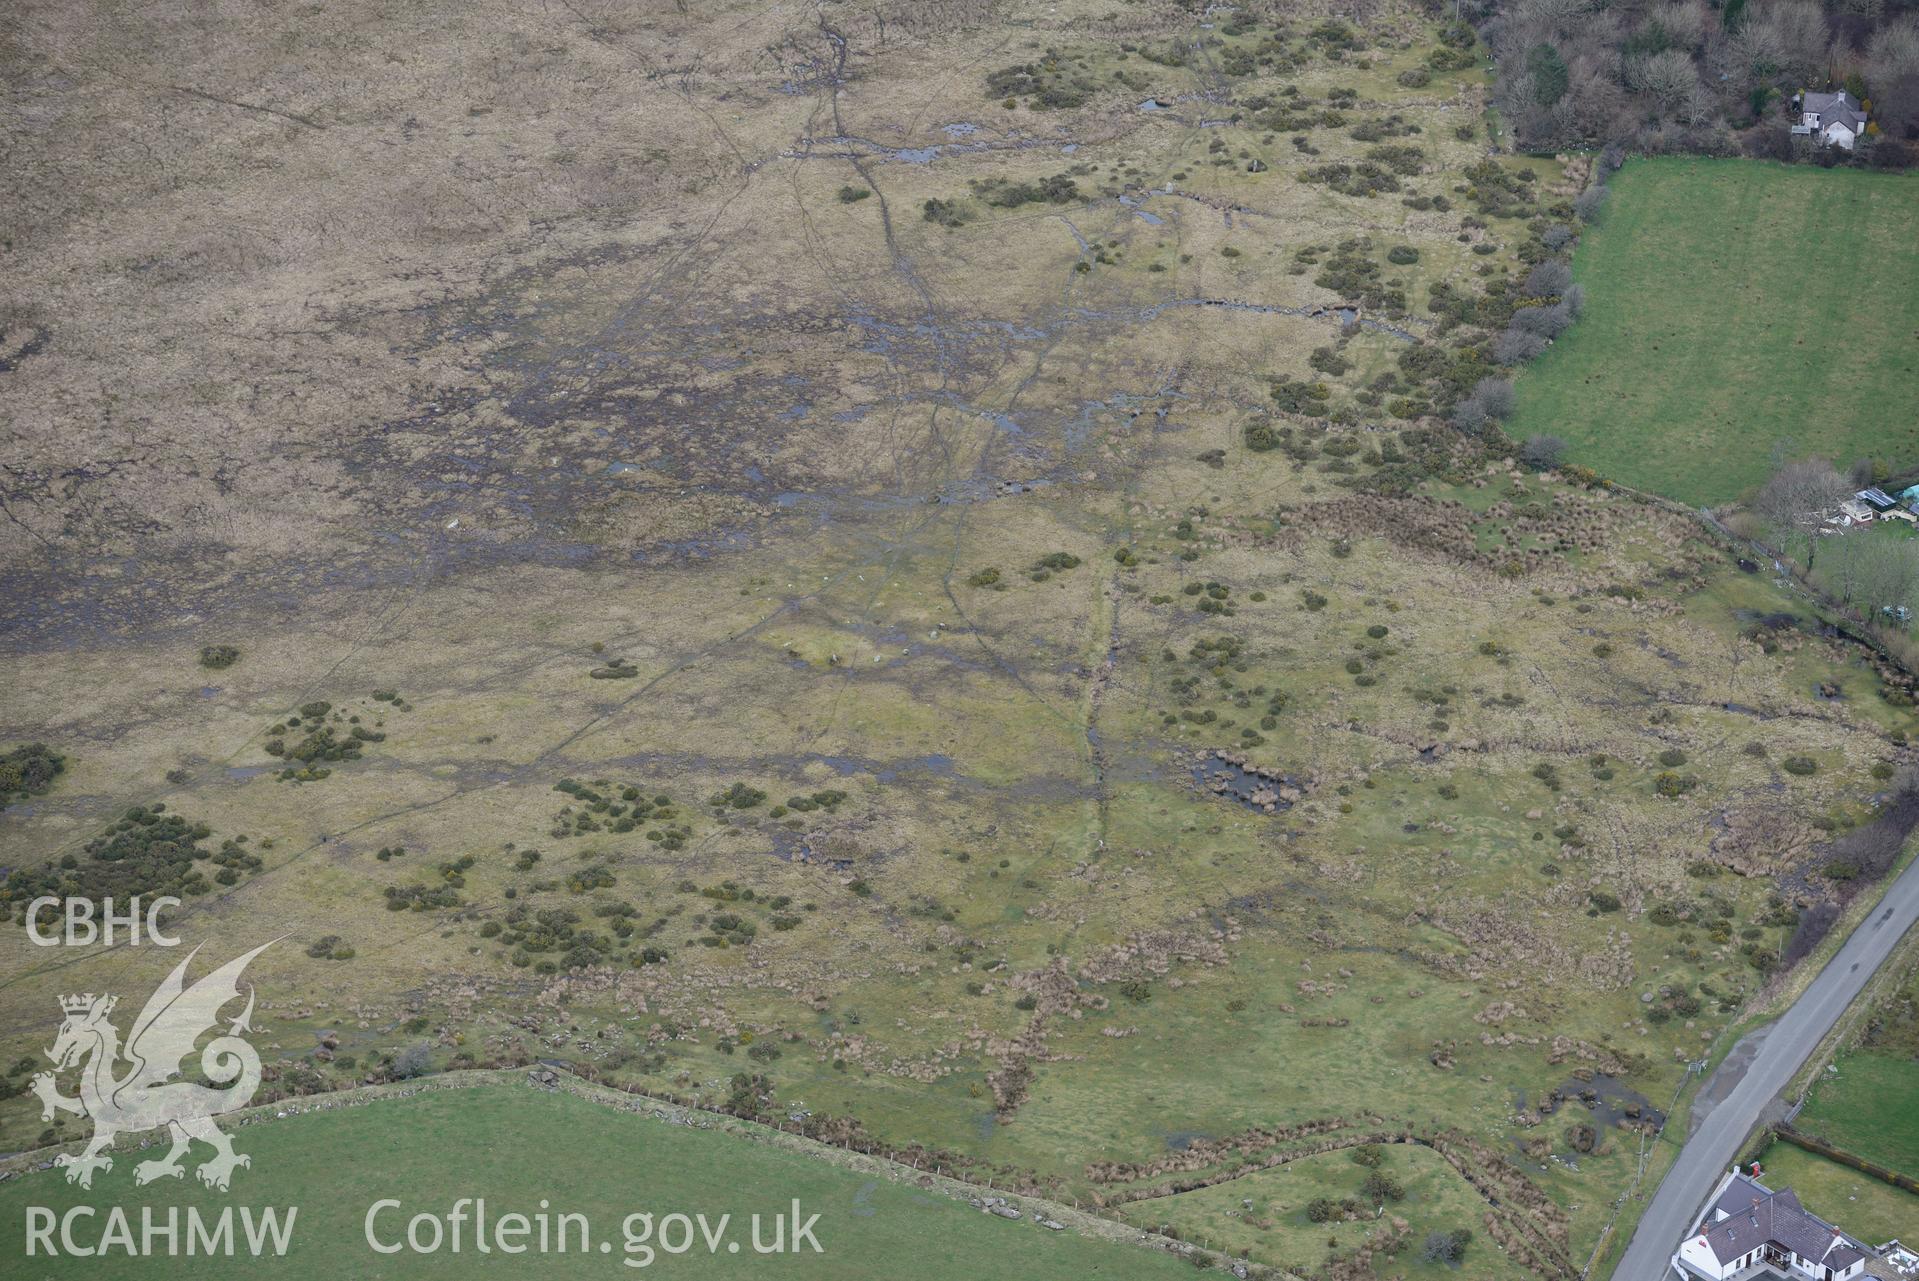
[1796,91,1868,150]
[1673,1169,1869,1280]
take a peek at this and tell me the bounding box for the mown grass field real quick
[0,1084,1194,1280]
[1511,158,1919,507]
[1796,1049,1919,1174]
[1756,1141,1919,1247]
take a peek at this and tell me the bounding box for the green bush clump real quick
[1309,345,1352,376]
[263,701,384,783]
[984,52,1097,109]
[1306,1198,1351,1223]
[1361,1170,1405,1203]
[199,645,241,670]
[1781,756,1818,776]
[0,743,65,811]
[551,780,689,846]
[967,568,1002,588]
[921,198,968,228]
[705,912,758,947]
[305,935,356,960]
[1654,771,1699,797]
[974,173,1079,208]
[1270,377,1334,415]
[488,904,627,970]
[1300,160,1401,198]
[711,782,768,810]
[2,805,261,926]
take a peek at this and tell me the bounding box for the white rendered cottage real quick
[1797,91,1868,149]
[1673,1169,1868,1280]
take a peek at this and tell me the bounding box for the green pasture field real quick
[1795,1048,1919,1174]
[0,1083,1195,1280]
[1511,157,1919,506]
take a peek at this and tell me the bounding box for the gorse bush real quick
[0,743,64,810]
[2,805,260,925]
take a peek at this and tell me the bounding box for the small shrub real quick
[1517,435,1566,471]
[1305,1198,1344,1223]
[1361,1170,1405,1203]
[0,743,66,810]
[1423,1228,1471,1264]
[922,198,968,228]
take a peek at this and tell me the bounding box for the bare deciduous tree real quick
[1627,49,1704,116]
[1523,260,1573,298]
[1519,434,1568,470]
[1754,457,1848,567]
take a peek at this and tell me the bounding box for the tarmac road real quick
[1609,855,1919,1279]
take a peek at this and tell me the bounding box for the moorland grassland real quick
[3,2,1918,1278]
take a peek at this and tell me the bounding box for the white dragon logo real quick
[29,940,276,1191]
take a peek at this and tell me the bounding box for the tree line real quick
[1459,0,1919,164]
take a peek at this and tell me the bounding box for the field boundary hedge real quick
[1771,1122,1919,1195]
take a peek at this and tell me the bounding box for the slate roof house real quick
[1673,1169,1869,1280]
[1796,90,1868,149]
[1858,488,1898,512]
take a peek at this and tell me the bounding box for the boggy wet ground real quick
[1191,749,1309,813]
